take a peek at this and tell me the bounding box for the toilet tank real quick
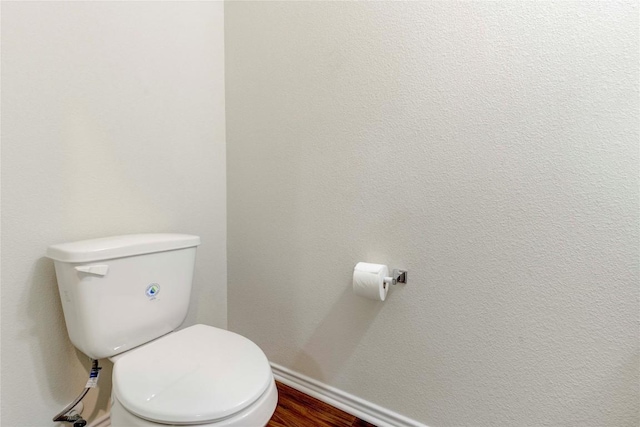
[46,234,201,359]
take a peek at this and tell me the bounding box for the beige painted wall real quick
[226,2,639,426]
[1,2,225,425]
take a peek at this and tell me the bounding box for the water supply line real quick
[53,359,102,427]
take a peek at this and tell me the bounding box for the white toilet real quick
[47,234,278,427]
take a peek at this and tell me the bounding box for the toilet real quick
[46,234,278,427]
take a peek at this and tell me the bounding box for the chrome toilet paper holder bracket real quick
[383,269,408,287]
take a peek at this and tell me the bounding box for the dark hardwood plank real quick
[351,419,377,427]
[268,382,377,427]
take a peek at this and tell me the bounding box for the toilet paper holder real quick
[383,269,408,288]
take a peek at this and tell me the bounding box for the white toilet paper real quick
[353,262,389,301]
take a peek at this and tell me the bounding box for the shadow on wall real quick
[22,257,111,423]
[291,284,384,382]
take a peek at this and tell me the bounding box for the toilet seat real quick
[112,324,273,425]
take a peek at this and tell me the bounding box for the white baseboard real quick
[88,412,110,427]
[270,363,428,427]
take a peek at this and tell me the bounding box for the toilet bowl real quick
[109,325,278,427]
[110,381,278,427]
[46,234,278,427]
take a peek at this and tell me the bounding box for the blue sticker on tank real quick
[146,283,160,299]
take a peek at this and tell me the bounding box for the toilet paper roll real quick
[353,262,389,301]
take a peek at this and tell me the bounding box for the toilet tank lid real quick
[46,233,201,263]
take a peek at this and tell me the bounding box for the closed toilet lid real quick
[112,324,273,424]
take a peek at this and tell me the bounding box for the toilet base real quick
[110,377,278,427]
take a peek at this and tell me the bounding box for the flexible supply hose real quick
[53,359,101,426]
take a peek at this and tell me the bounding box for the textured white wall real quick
[226,2,639,426]
[1,2,225,425]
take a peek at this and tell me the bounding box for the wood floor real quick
[268,382,376,427]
